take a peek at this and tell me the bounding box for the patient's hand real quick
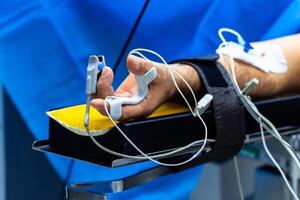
[91,55,201,120]
[91,54,280,121]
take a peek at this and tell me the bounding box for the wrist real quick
[168,63,202,100]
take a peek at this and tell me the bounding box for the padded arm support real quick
[169,54,246,170]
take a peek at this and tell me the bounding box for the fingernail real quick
[102,66,109,76]
[132,55,141,68]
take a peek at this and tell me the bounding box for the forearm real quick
[260,34,300,96]
[170,34,300,100]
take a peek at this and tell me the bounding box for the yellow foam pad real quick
[47,102,189,136]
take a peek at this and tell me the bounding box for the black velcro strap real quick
[170,54,246,170]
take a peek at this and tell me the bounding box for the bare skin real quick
[91,34,300,121]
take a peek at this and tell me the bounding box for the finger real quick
[119,91,161,121]
[114,91,134,97]
[92,90,161,120]
[90,99,108,116]
[96,66,114,98]
[126,55,153,75]
[91,97,148,120]
[120,101,154,121]
[116,73,136,94]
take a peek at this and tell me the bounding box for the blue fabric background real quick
[0,0,299,199]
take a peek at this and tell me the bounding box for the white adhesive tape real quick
[216,42,288,73]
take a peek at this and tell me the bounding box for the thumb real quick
[126,55,153,75]
[96,66,114,98]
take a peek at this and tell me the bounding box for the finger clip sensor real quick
[106,67,157,120]
[86,55,106,96]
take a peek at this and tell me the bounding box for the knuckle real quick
[156,65,169,80]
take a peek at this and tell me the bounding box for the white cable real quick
[102,102,209,166]
[225,46,300,169]
[129,48,198,113]
[218,29,299,161]
[260,123,299,200]
[84,48,213,166]
[218,28,245,45]
[226,52,292,148]
[217,28,300,199]
[228,54,300,200]
[102,49,207,166]
[86,124,214,160]
[233,156,244,200]
[129,50,195,113]
[244,97,300,167]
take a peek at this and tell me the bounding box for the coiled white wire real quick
[85,48,214,166]
[218,28,300,200]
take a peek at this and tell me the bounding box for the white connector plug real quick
[193,94,213,117]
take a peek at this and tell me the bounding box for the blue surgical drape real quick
[0,0,299,199]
